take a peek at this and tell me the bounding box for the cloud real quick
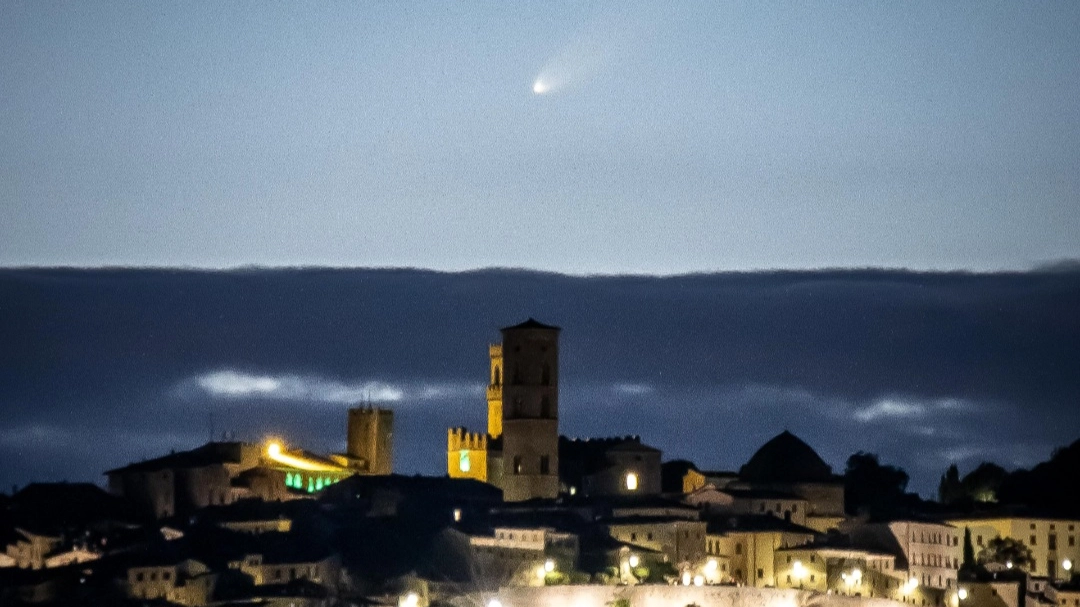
[854,399,926,422]
[184,370,483,405]
[612,382,654,396]
[853,396,977,423]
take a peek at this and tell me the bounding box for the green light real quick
[285,472,294,488]
[315,478,324,491]
[307,478,314,493]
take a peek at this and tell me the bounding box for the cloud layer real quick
[1,267,1077,496]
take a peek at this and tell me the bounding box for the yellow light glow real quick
[682,571,691,586]
[793,560,805,578]
[694,574,704,586]
[705,558,717,572]
[958,588,968,601]
[265,442,346,472]
[628,555,640,568]
[544,559,555,573]
[625,472,638,491]
[1064,559,1073,571]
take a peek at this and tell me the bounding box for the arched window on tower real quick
[541,363,551,386]
[493,366,501,387]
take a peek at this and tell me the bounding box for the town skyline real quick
[3,266,1077,499]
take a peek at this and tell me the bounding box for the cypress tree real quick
[963,527,976,567]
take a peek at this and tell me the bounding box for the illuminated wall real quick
[447,428,489,483]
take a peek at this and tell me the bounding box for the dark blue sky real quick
[2,2,1079,271]
[2,268,1077,498]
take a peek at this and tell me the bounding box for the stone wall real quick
[453,584,905,607]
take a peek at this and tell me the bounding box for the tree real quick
[977,537,1034,570]
[962,528,975,568]
[939,464,963,505]
[844,452,910,516]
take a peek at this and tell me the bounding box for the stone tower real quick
[346,406,393,475]
[487,343,504,437]
[498,318,560,501]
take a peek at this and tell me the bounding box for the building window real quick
[541,396,552,418]
[735,543,743,555]
[513,456,523,475]
[626,472,639,491]
[540,455,550,475]
[541,364,551,386]
[758,568,764,579]
[493,366,501,386]
[1049,534,1057,550]
[1031,535,1037,546]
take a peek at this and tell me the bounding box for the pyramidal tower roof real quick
[739,430,835,483]
[501,318,560,332]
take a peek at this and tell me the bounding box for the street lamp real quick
[793,560,806,589]
[487,600,503,607]
[1064,559,1073,573]
[628,554,640,568]
[958,588,968,601]
[544,559,555,573]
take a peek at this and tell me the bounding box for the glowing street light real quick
[682,571,692,586]
[705,558,718,573]
[793,560,806,589]
[1006,560,1013,569]
[401,592,419,607]
[958,588,968,601]
[628,555,640,568]
[487,600,503,607]
[694,574,705,586]
[544,559,555,573]
[1064,559,1073,572]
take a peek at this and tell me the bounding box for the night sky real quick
[2,268,1078,498]
[2,2,1079,272]
[1,4,1078,499]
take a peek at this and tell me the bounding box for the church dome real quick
[739,431,834,483]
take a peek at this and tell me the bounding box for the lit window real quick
[459,450,471,473]
[626,472,639,491]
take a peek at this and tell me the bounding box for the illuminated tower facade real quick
[487,344,504,437]
[498,318,560,501]
[346,406,393,475]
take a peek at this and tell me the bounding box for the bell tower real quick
[487,344,503,438]
[498,318,560,501]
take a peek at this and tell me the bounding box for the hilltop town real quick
[1,319,1078,607]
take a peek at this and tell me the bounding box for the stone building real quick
[448,319,562,502]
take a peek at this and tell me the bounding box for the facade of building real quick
[605,516,707,567]
[704,516,817,587]
[559,436,662,497]
[468,526,580,586]
[844,520,963,591]
[947,516,1080,581]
